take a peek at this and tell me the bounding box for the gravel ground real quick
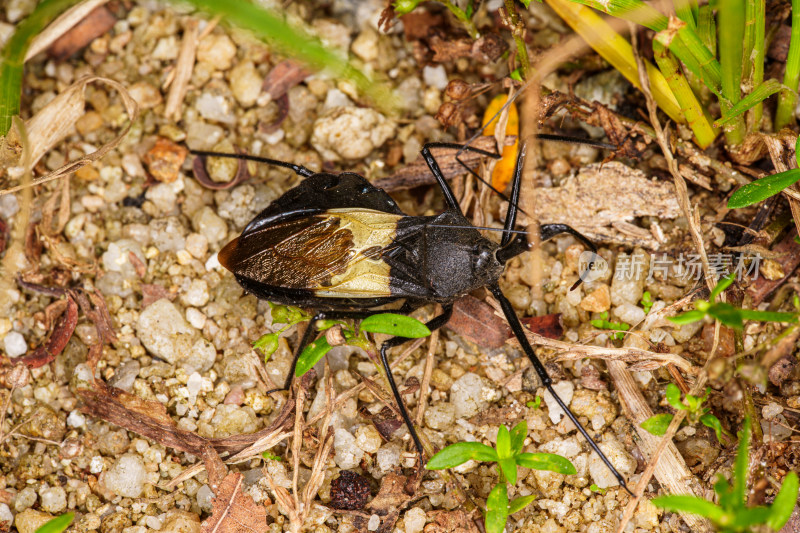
[1,1,799,533]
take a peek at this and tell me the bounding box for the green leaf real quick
[262,451,282,461]
[640,291,653,313]
[520,0,533,7]
[508,495,536,515]
[485,484,509,533]
[497,425,512,459]
[316,319,347,331]
[516,453,577,475]
[526,396,541,409]
[253,332,280,359]
[360,313,431,338]
[665,383,685,410]
[684,393,700,413]
[728,506,773,528]
[714,79,786,126]
[499,457,518,485]
[733,417,752,508]
[728,169,800,209]
[668,310,706,325]
[710,273,735,301]
[707,303,745,329]
[767,471,799,530]
[641,413,674,436]
[651,495,725,522]
[699,413,724,442]
[426,442,498,469]
[509,421,528,456]
[35,513,75,533]
[738,309,799,324]
[589,483,607,494]
[295,337,332,377]
[393,0,423,15]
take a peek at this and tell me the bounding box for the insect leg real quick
[488,283,635,496]
[420,145,465,212]
[377,305,454,456]
[540,223,600,291]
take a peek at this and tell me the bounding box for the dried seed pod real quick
[325,325,346,346]
[445,79,471,101]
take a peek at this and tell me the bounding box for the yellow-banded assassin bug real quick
[192,135,634,495]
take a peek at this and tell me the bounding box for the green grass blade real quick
[737,309,799,323]
[733,417,752,508]
[727,169,800,208]
[743,0,766,130]
[696,5,716,54]
[714,79,785,127]
[710,272,735,301]
[668,309,706,325]
[775,0,800,130]
[556,0,668,30]
[509,421,527,455]
[426,442,498,469]
[718,0,747,145]
[360,314,431,338]
[651,495,725,522]
[35,513,75,533]
[674,0,697,28]
[653,36,717,147]
[496,425,512,459]
[545,0,684,122]
[499,457,518,485]
[182,0,398,114]
[767,472,799,530]
[0,0,82,135]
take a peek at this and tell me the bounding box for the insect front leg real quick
[488,283,636,496]
[376,305,454,458]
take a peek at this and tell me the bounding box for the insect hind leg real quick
[488,283,635,496]
[377,305,454,457]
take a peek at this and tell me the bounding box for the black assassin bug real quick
[192,136,633,495]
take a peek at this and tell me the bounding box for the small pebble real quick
[368,514,380,531]
[543,381,574,424]
[192,206,228,244]
[38,486,66,514]
[3,331,26,357]
[311,106,395,161]
[14,509,53,533]
[135,299,197,364]
[762,402,783,420]
[229,61,262,107]
[404,507,426,533]
[450,373,490,418]
[588,437,636,488]
[196,33,236,70]
[160,510,202,533]
[144,138,188,184]
[355,425,382,454]
[334,428,364,469]
[579,285,610,313]
[422,65,448,90]
[105,454,147,498]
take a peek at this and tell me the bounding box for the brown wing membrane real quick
[219,215,354,289]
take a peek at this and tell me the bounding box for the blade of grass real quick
[743,0,766,131]
[718,0,747,145]
[653,36,717,147]
[544,0,684,122]
[564,0,722,93]
[696,5,716,53]
[181,0,398,114]
[0,0,82,136]
[714,79,785,127]
[775,0,800,130]
[674,0,696,29]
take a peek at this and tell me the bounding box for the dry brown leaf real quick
[19,296,77,369]
[26,0,111,59]
[1,76,139,197]
[201,472,268,533]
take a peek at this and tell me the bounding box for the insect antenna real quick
[191,150,315,177]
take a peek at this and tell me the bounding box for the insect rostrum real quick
[194,140,633,495]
